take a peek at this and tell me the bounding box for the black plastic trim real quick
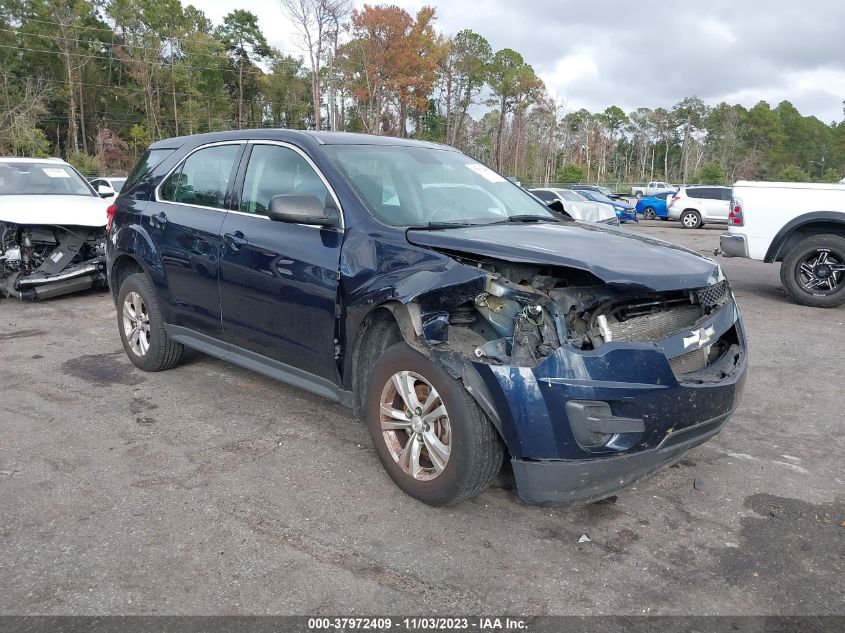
[165,325,354,408]
[511,412,730,504]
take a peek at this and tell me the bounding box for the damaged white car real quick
[0,157,109,300]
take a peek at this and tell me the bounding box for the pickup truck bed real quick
[721,180,845,307]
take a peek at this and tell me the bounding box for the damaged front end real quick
[399,250,746,504]
[0,223,107,300]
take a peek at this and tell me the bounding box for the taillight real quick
[669,195,680,206]
[106,203,116,236]
[729,198,743,226]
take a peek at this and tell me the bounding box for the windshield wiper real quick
[408,221,480,230]
[491,214,558,224]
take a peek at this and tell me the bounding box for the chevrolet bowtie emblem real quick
[683,326,715,349]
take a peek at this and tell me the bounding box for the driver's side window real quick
[239,144,329,216]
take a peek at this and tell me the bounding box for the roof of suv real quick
[149,129,454,152]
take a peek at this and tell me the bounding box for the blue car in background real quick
[636,191,675,220]
[576,189,638,223]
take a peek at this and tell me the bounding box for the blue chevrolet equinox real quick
[106,130,747,506]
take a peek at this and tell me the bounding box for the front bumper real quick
[720,233,749,258]
[474,301,747,503]
[512,411,729,503]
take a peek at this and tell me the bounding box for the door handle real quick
[150,211,167,229]
[224,231,248,251]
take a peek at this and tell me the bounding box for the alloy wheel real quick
[644,208,656,220]
[379,371,451,481]
[682,212,699,228]
[122,291,151,356]
[796,249,845,295]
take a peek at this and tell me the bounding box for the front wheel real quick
[680,210,702,229]
[780,235,845,308]
[643,207,657,220]
[365,342,503,506]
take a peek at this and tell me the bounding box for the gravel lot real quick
[1,221,843,616]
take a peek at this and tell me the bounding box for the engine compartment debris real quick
[432,253,736,378]
[0,223,107,300]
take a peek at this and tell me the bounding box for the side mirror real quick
[97,184,115,198]
[268,194,338,227]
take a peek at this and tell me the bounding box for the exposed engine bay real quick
[0,222,107,300]
[437,254,738,381]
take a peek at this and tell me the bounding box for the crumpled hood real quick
[407,222,722,292]
[0,195,108,227]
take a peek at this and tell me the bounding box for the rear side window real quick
[160,144,241,209]
[239,144,329,215]
[531,190,556,202]
[685,188,701,199]
[124,149,174,192]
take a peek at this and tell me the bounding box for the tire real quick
[680,209,702,229]
[635,192,643,199]
[365,342,504,506]
[643,207,656,220]
[117,273,183,371]
[779,235,845,308]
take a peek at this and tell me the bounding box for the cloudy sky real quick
[199,0,845,123]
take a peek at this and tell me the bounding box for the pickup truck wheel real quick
[117,273,184,371]
[635,192,643,199]
[365,342,504,506]
[680,210,702,229]
[780,235,845,308]
[643,207,657,220]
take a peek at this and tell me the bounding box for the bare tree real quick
[280,0,350,131]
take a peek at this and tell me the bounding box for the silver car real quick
[667,186,732,229]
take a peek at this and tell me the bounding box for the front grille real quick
[607,304,705,342]
[668,346,710,374]
[696,280,730,308]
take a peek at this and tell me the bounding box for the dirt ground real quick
[0,221,842,615]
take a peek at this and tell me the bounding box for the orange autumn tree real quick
[338,4,445,136]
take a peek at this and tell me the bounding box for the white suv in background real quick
[667,186,732,228]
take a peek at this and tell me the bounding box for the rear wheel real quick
[780,235,845,308]
[117,273,183,371]
[680,209,702,229]
[365,342,503,506]
[643,207,657,220]
[635,192,643,199]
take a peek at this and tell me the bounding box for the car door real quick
[150,141,244,337]
[218,141,343,381]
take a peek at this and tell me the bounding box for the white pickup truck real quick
[631,181,674,198]
[720,180,845,307]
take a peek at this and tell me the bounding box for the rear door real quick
[149,141,244,336]
[218,141,343,381]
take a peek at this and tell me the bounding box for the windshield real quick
[554,189,587,202]
[585,191,615,204]
[322,145,555,226]
[0,162,94,196]
[595,186,615,196]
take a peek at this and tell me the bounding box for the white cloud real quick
[191,0,845,122]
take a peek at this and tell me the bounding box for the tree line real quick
[2,0,844,184]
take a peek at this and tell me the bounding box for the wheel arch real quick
[346,301,506,441]
[764,212,845,263]
[109,253,146,304]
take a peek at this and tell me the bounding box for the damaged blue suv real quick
[107,130,747,506]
